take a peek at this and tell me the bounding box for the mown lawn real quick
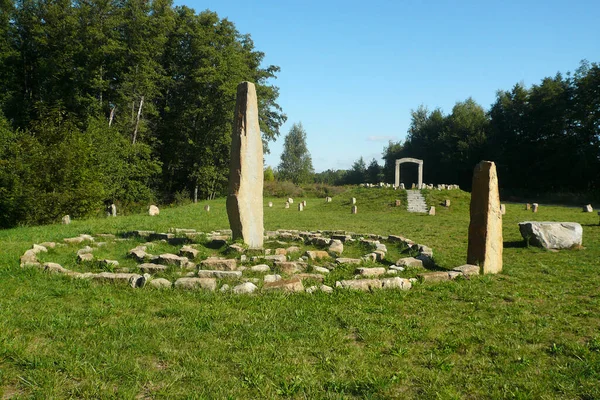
[1,187,599,399]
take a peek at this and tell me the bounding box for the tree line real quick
[277,60,599,196]
[382,61,600,194]
[0,0,285,228]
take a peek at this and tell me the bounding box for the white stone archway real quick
[395,158,423,188]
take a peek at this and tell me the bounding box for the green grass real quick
[1,187,599,399]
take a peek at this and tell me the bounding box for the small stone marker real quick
[399,183,405,190]
[149,205,159,216]
[226,82,264,249]
[285,201,290,209]
[532,203,539,213]
[204,205,210,212]
[61,215,71,224]
[467,161,502,274]
[444,199,451,207]
[395,199,401,207]
[325,197,332,203]
[302,200,307,207]
[500,204,506,214]
[428,206,435,215]
[268,202,273,207]
[288,198,293,204]
[351,197,356,205]
[351,205,358,214]
[411,183,416,189]
[110,204,116,217]
[298,203,304,211]
[583,204,593,212]
[526,203,531,210]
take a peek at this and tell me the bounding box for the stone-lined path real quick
[406,190,428,213]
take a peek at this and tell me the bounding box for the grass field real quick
[1,187,599,399]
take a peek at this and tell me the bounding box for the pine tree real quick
[278,122,314,184]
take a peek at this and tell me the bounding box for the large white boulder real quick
[518,221,582,249]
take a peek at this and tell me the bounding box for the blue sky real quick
[175,0,600,172]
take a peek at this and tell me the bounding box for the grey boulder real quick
[518,221,583,249]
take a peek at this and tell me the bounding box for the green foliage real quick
[314,169,347,185]
[0,1,285,227]
[344,156,367,184]
[278,122,314,184]
[264,166,275,182]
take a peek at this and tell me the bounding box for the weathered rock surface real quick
[263,277,304,293]
[199,258,237,271]
[304,250,330,260]
[395,257,423,269]
[336,279,382,291]
[77,253,94,263]
[336,258,362,265]
[264,274,282,283]
[157,253,189,267]
[43,262,69,273]
[148,205,159,216]
[355,267,386,277]
[274,261,307,275]
[93,272,146,288]
[174,277,216,291]
[138,263,168,273]
[453,264,480,276]
[197,270,242,279]
[467,161,503,274]
[518,221,583,249]
[328,240,344,256]
[418,271,461,282]
[250,264,271,273]
[148,278,172,289]
[226,82,264,249]
[179,246,199,259]
[233,282,258,294]
[381,277,412,290]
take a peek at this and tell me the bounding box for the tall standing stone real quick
[467,161,502,274]
[226,82,264,249]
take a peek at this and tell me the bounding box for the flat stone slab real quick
[174,277,216,291]
[355,267,386,277]
[138,263,168,274]
[395,257,423,269]
[197,270,242,279]
[518,221,583,249]
[157,253,188,267]
[263,277,304,293]
[250,264,271,273]
[274,261,307,275]
[304,250,330,260]
[43,262,69,273]
[93,272,146,288]
[418,271,461,282]
[199,258,237,271]
[336,258,362,265]
[179,246,199,259]
[381,277,412,290]
[336,279,382,291]
[233,282,258,294]
[453,264,480,276]
[148,278,172,288]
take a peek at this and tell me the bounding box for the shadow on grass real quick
[504,240,527,248]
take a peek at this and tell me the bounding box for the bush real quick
[264,181,305,198]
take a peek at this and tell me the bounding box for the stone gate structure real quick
[395,158,423,188]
